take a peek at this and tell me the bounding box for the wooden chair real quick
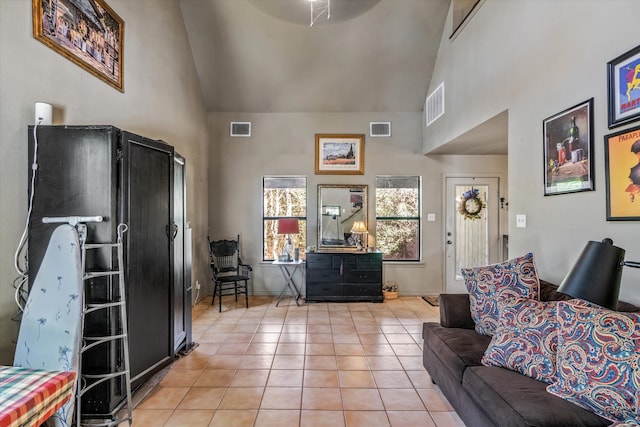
[208,235,252,312]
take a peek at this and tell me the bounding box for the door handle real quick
[447,240,453,244]
[167,222,178,240]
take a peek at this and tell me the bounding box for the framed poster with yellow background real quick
[605,125,640,220]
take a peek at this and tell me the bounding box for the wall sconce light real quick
[35,102,52,125]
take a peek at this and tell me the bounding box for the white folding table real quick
[273,260,304,307]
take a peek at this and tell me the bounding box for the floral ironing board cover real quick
[14,224,83,427]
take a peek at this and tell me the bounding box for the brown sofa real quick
[422,280,640,427]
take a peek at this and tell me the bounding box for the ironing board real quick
[14,224,83,427]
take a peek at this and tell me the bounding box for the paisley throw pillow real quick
[461,252,540,336]
[547,301,640,423]
[482,298,559,384]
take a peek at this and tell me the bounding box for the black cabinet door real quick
[27,126,119,285]
[173,154,187,353]
[28,126,123,414]
[121,133,173,385]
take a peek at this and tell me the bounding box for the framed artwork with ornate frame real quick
[315,134,365,175]
[607,44,640,129]
[604,125,640,221]
[543,98,594,196]
[32,0,124,92]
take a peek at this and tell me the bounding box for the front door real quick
[444,176,500,293]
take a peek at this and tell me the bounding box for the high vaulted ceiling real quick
[178,0,450,113]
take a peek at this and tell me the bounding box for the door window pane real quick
[454,184,489,278]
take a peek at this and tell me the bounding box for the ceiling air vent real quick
[370,122,391,137]
[425,82,445,126]
[230,122,251,137]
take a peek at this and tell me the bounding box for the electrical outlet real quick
[195,281,201,290]
[516,214,527,228]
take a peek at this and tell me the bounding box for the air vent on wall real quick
[230,122,251,137]
[370,122,391,137]
[425,82,445,126]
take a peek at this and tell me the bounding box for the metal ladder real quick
[73,220,133,426]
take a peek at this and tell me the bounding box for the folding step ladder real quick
[75,221,133,426]
[41,216,133,427]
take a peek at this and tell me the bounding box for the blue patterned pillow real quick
[461,253,540,336]
[547,301,640,423]
[482,298,559,384]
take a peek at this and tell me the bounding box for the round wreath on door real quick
[458,188,486,220]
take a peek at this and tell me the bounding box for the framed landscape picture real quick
[604,125,640,221]
[607,44,640,128]
[315,134,365,175]
[32,0,124,92]
[543,98,594,196]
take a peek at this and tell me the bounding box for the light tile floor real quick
[131,295,466,427]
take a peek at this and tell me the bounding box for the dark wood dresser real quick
[305,251,383,302]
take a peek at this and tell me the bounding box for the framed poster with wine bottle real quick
[543,98,594,196]
[607,44,640,129]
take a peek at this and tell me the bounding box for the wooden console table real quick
[306,251,383,303]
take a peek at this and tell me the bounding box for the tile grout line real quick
[132,296,461,427]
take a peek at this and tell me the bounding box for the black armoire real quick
[27,125,192,416]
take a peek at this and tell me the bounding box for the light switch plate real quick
[516,214,527,228]
[427,213,436,222]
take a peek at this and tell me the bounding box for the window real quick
[263,177,307,261]
[375,176,421,261]
[451,0,483,39]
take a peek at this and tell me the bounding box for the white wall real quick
[208,112,507,298]
[0,0,209,364]
[424,0,640,303]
